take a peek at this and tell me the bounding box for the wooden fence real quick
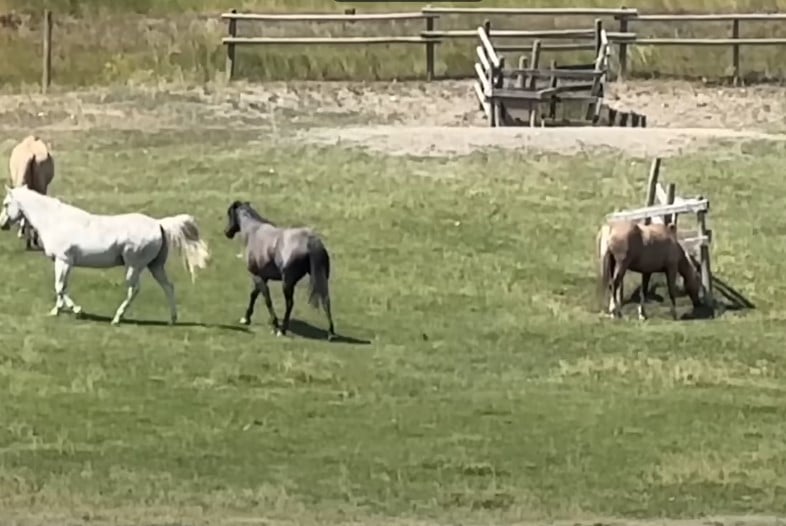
[221,6,786,84]
[27,8,786,91]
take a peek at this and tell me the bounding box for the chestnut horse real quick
[598,219,702,320]
[3,135,55,249]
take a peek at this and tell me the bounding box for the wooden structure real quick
[217,7,786,85]
[473,19,646,127]
[605,158,714,311]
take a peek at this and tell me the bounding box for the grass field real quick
[1,84,786,525]
[4,0,786,87]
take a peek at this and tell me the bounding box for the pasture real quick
[1,81,786,526]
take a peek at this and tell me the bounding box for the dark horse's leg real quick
[258,279,279,331]
[241,275,271,326]
[665,266,679,320]
[323,295,336,341]
[278,268,304,337]
[638,272,651,320]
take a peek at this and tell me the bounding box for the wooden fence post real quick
[664,182,676,225]
[225,8,238,82]
[643,157,661,225]
[617,8,629,80]
[732,18,740,85]
[42,9,52,94]
[697,206,714,309]
[425,14,435,81]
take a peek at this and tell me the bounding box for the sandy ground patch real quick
[298,125,786,158]
[0,79,784,158]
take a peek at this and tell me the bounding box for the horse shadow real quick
[74,312,371,343]
[625,272,755,321]
[286,319,372,345]
[74,312,252,333]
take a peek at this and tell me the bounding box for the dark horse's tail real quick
[307,235,331,309]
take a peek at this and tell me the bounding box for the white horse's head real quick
[0,185,25,231]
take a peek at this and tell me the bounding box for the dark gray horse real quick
[224,200,336,340]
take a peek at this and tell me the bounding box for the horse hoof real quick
[48,307,60,317]
[239,317,250,325]
[275,329,284,337]
[327,333,336,342]
[110,317,121,326]
[72,306,83,315]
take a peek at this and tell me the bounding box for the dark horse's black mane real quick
[233,200,275,226]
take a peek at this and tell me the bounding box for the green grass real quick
[1,111,786,524]
[4,0,786,87]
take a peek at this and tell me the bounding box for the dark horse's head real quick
[224,200,247,239]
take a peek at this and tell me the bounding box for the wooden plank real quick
[425,29,595,39]
[654,181,668,204]
[225,8,237,81]
[503,68,602,80]
[421,29,636,40]
[477,26,500,68]
[476,45,491,75]
[697,210,714,308]
[222,36,431,44]
[664,182,676,225]
[491,89,598,102]
[634,37,786,46]
[497,43,597,52]
[473,81,491,118]
[220,12,436,21]
[41,9,52,94]
[537,83,596,96]
[475,63,491,95]
[633,13,786,21]
[607,199,710,222]
[643,158,661,225]
[422,7,638,16]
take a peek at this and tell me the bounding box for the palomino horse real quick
[4,135,55,249]
[598,219,702,320]
[224,200,336,340]
[0,185,210,325]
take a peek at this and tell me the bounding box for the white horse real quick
[0,185,210,325]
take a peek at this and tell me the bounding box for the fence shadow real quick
[625,272,755,317]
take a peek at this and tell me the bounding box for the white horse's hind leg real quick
[111,265,143,325]
[148,263,177,325]
[50,258,80,316]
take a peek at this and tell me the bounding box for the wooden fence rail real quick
[27,8,786,89]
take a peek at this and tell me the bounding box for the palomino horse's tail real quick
[597,224,614,305]
[306,235,331,309]
[158,214,211,282]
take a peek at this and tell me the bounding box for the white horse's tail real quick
[158,214,210,282]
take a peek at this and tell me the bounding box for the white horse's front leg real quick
[50,258,78,316]
[111,265,143,325]
[17,217,25,239]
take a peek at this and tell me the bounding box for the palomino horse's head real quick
[0,185,25,231]
[224,200,247,239]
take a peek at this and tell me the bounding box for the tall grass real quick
[2,0,786,87]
